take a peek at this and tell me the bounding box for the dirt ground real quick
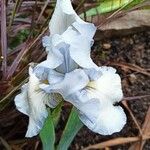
[0,30,150,150]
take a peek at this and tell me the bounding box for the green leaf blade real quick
[40,109,55,150]
[52,101,63,127]
[57,107,83,150]
[81,0,145,17]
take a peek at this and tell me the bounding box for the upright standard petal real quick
[37,22,97,73]
[39,0,97,73]
[37,33,79,73]
[37,35,64,70]
[62,23,97,69]
[49,0,89,34]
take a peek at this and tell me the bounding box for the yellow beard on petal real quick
[87,81,97,90]
[43,80,49,84]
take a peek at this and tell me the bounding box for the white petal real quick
[72,21,96,40]
[48,69,64,84]
[75,90,126,135]
[54,40,78,73]
[84,68,102,81]
[88,66,123,104]
[78,99,102,129]
[49,0,82,34]
[40,34,79,73]
[24,67,48,137]
[92,105,127,135]
[25,117,42,137]
[38,34,64,69]
[33,66,50,81]
[37,47,63,70]
[65,89,89,108]
[40,69,89,98]
[62,24,98,69]
[65,83,126,135]
[14,84,29,116]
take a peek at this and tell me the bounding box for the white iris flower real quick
[40,67,126,135]
[14,0,127,137]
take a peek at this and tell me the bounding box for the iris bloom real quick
[14,0,127,137]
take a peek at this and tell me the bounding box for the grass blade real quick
[8,0,23,30]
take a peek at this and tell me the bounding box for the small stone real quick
[102,43,111,49]
[129,74,137,84]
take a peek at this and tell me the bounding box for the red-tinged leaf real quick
[1,0,8,78]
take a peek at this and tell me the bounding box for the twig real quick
[75,0,85,12]
[0,78,29,111]
[129,107,150,150]
[122,95,150,101]
[83,135,150,150]
[8,0,23,30]
[122,101,142,135]
[36,0,51,23]
[0,137,11,150]
[109,62,150,77]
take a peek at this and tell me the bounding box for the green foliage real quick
[57,107,83,150]
[9,29,30,49]
[52,101,63,127]
[40,109,55,150]
[39,105,83,150]
[81,0,145,17]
